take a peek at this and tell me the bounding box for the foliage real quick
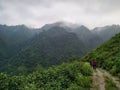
[105,76,118,90]
[0,62,93,90]
[81,33,120,76]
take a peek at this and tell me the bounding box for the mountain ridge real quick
[0,22,120,74]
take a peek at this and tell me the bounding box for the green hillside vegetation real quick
[105,76,118,90]
[1,24,120,75]
[4,26,87,74]
[81,33,120,77]
[0,38,6,56]
[0,61,93,90]
[0,38,7,67]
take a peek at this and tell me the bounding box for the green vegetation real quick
[105,76,118,90]
[4,27,88,74]
[0,61,93,90]
[1,24,120,89]
[1,24,120,75]
[81,33,120,76]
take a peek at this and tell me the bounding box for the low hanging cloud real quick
[0,0,120,29]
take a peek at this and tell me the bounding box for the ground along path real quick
[91,69,105,90]
[91,68,120,90]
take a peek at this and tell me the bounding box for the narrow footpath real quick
[91,68,120,90]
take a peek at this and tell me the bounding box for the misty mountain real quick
[6,26,87,74]
[41,22,103,50]
[92,25,120,42]
[0,24,40,57]
[0,24,38,46]
[0,37,8,71]
[70,25,103,50]
[0,22,120,74]
[0,38,6,58]
[41,21,80,31]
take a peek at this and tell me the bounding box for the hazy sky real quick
[0,0,120,29]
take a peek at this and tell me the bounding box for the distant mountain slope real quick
[0,38,8,71]
[0,24,40,57]
[6,26,88,74]
[92,25,120,42]
[0,38,6,59]
[81,33,120,76]
[0,23,120,74]
[0,25,40,72]
[71,25,103,50]
[41,22,103,51]
[0,24,37,45]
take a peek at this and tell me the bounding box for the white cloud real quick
[0,0,120,29]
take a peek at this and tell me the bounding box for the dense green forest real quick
[81,33,120,77]
[0,61,93,90]
[4,26,88,74]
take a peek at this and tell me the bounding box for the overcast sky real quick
[0,0,120,29]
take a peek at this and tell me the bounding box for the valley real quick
[0,23,120,90]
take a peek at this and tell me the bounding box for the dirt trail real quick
[91,68,120,90]
[91,69,105,90]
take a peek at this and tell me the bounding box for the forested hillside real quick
[0,24,39,58]
[0,23,120,74]
[81,33,120,77]
[0,25,36,45]
[5,26,87,74]
[0,38,6,60]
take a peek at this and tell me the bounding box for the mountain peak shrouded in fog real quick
[41,21,81,31]
[53,21,81,28]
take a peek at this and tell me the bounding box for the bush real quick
[0,62,93,90]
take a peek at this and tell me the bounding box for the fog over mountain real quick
[1,0,120,28]
[92,25,120,41]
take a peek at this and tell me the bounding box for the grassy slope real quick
[81,33,120,76]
